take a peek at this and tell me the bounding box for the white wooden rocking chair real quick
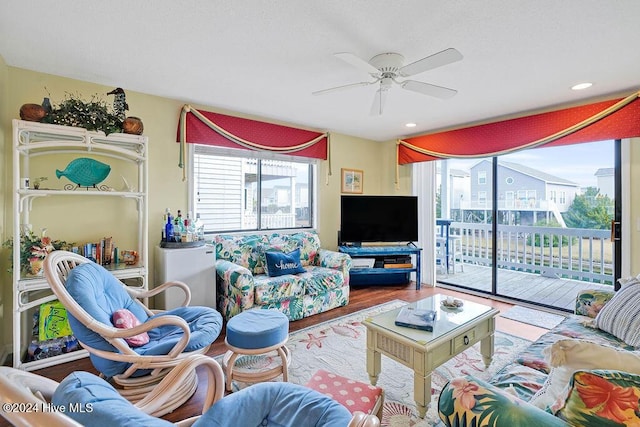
[43,250,223,416]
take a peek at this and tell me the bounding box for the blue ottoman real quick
[223,309,291,391]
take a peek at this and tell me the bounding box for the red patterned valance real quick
[398,90,640,164]
[178,105,328,159]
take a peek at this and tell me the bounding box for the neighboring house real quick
[194,156,302,230]
[464,160,580,225]
[450,168,471,211]
[595,167,614,198]
[436,162,470,220]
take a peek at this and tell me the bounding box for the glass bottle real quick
[161,213,166,241]
[194,213,205,241]
[176,209,185,233]
[165,212,174,242]
[185,211,194,242]
[162,208,172,241]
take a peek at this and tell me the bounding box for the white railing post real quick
[449,221,613,285]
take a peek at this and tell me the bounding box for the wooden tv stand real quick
[338,245,422,290]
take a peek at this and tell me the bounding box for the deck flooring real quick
[437,263,613,311]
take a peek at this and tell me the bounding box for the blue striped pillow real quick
[595,281,640,346]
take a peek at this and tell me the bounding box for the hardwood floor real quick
[22,284,546,424]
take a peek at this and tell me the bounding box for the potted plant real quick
[3,228,73,276]
[32,176,48,190]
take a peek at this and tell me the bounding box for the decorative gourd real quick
[20,103,47,122]
[123,117,144,135]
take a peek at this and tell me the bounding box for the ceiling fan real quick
[313,48,463,115]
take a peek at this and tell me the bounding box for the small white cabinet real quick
[11,119,148,371]
[154,245,216,310]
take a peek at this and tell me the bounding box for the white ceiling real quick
[1,1,639,142]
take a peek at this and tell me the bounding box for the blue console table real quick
[339,245,422,289]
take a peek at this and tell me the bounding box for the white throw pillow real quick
[529,338,640,409]
[595,280,640,346]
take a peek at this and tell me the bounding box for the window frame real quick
[188,144,318,234]
[559,191,567,205]
[478,190,487,206]
[478,170,487,185]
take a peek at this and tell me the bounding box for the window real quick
[505,191,514,208]
[549,190,557,202]
[478,191,487,206]
[559,191,567,205]
[190,145,316,233]
[478,171,487,185]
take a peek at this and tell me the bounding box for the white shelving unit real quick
[11,119,149,371]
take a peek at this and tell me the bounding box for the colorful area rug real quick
[218,300,532,426]
[500,305,566,329]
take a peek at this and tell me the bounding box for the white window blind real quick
[191,144,316,233]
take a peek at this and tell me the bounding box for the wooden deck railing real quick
[450,222,613,285]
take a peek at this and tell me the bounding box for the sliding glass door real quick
[436,140,620,311]
[436,156,494,293]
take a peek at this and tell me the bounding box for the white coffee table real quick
[363,295,499,418]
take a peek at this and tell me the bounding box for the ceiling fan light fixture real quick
[380,77,394,89]
[571,82,593,91]
[315,48,463,115]
[405,122,417,128]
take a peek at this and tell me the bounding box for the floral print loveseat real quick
[438,289,640,427]
[213,230,351,321]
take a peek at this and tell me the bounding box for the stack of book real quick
[80,237,115,265]
[394,307,436,331]
[383,255,413,268]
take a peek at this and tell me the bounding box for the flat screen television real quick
[340,195,419,244]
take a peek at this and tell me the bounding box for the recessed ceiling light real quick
[571,82,593,91]
[405,122,417,128]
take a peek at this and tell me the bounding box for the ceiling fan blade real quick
[401,80,458,99]
[334,52,380,76]
[369,88,389,116]
[399,48,463,77]
[312,81,374,96]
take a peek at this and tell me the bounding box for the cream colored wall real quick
[317,136,411,249]
[0,66,402,353]
[0,55,9,350]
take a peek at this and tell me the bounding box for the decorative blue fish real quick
[56,158,111,187]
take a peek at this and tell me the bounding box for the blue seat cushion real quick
[66,262,150,332]
[65,262,223,378]
[194,382,352,427]
[227,309,289,349]
[52,371,172,426]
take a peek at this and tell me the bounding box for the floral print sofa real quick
[213,231,351,321]
[438,289,640,427]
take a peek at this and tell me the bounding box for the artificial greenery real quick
[41,93,123,135]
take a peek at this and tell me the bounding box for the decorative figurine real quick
[42,97,53,115]
[56,157,111,190]
[107,87,128,122]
